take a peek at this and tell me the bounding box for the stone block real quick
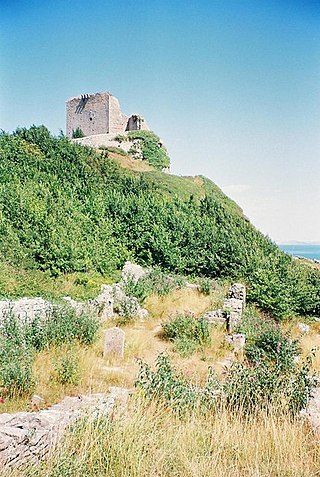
[203,309,225,324]
[228,283,246,304]
[103,327,125,359]
[121,261,147,284]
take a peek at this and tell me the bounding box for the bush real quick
[199,277,213,295]
[162,313,210,356]
[225,356,315,415]
[1,126,319,319]
[54,350,80,386]
[127,131,170,170]
[136,354,219,413]
[72,127,84,138]
[137,317,316,416]
[0,306,99,397]
[0,356,35,397]
[44,306,99,347]
[123,268,182,303]
[0,333,35,397]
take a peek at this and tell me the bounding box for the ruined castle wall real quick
[66,92,111,138]
[66,92,148,138]
[108,95,128,135]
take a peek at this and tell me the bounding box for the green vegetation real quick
[162,313,210,356]
[123,268,184,302]
[72,127,84,139]
[106,146,128,156]
[137,313,315,415]
[0,307,99,397]
[127,130,170,170]
[0,126,319,319]
[54,349,80,386]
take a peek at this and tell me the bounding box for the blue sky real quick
[1,0,320,243]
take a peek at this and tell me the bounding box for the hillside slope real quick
[0,126,319,318]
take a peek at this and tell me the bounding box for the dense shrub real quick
[162,313,210,356]
[54,350,80,386]
[72,127,84,139]
[127,130,170,170]
[0,126,319,319]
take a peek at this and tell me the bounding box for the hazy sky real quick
[1,0,320,243]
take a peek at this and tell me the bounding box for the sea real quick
[278,244,320,262]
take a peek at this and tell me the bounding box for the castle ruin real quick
[66,92,149,138]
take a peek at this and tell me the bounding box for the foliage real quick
[127,130,170,170]
[136,353,219,412]
[0,126,319,319]
[72,127,84,138]
[54,350,80,386]
[199,277,213,295]
[137,311,316,415]
[162,313,210,356]
[123,268,183,303]
[106,146,128,156]
[0,306,99,396]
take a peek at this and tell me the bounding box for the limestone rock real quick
[0,298,52,323]
[89,284,114,320]
[298,323,310,334]
[62,297,85,316]
[203,309,225,324]
[0,388,127,468]
[30,395,45,407]
[300,387,320,433]
[228,283,246,304]
[103,327,125,359]
[229,333,246,351]
[121,262,147,284]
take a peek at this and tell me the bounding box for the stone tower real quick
[66,92,149,138]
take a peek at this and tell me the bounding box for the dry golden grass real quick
[11,397,319,477]
[2,287,320,476]
[1,286,229,413]
[109,151,155,172]
[145,286,225,320]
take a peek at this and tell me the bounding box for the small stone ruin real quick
[203,283,246,331]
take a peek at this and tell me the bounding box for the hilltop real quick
[0,125,319,319]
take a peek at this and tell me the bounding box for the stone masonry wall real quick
[66,92,128,138]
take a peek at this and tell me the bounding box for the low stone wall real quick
[0,387,128,469]
[0,298,52,324]
[0,262,148,325]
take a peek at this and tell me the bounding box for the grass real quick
[7,396,320,477]
[1,283,320,476]
[108,150,154,172]
[0,261,117,300]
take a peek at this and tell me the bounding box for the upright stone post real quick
[103,327,125,359]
